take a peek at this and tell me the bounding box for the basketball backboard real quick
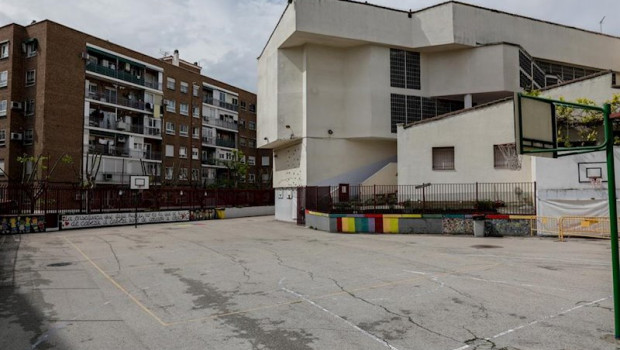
[514,93,608,158]
[130,176,150,190]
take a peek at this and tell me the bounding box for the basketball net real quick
[589,176,604,190]
[498,143,522,170]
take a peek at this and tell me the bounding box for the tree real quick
[221,150,248,188]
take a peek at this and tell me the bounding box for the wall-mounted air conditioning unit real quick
[81,52,90,60]
[10,132,23,141]
[103,173,113,181]
[11,101,23,110]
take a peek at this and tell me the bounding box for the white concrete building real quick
[258,0,620,221]
[398,72,620,217]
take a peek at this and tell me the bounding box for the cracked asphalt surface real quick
[0,216,617,349]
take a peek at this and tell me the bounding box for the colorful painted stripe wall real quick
[306,211,533,235]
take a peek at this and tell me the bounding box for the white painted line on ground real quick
[402,270,429,275]
[279,278,401,350]
[449,296,611,350]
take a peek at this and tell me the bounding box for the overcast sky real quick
[1,0,618,93]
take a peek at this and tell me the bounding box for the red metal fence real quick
[0,185,274,215]
[301,182,536,215]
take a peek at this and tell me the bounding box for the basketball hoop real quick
[497,143,522,170]
[589,176,604,190]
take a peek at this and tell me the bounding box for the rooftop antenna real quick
[600,16,606,33]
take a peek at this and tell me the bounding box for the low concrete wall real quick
[305,211,532,236]
[222,206,275,219]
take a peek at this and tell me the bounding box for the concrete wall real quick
[397,100,533,184]
[425,44,520,97]
[223,206,275,219]
[452,4,620,71]
[362,163,398,187]
[304,211,531,236]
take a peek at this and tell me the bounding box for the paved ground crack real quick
[98,237,121,273]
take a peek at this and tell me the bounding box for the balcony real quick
[85,62,157,88]
[202,136,216,146]
[87,91,152,112]
[87,115,161,137]
[203,96,238,112]
[216,138,236,148]
[203,118,238,131]
[201,157,220,166]
[88,144,162,161]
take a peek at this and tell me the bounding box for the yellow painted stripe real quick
[383,218,399,233]
[64,237,168,326]
[342,217,356,233]
[307,211,329,217]
[509,215,536,220]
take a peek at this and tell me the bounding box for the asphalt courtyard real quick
[0,216,617,350]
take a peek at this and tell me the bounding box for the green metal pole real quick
[604,103,620,339]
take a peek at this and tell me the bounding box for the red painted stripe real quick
[364,214,384,219]
[486,215,510,220]
[337,218,343,232]
[375,217,384,233]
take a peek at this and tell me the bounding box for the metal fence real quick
[302,182,536,215]
[0,185,274,216]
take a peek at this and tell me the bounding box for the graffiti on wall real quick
[1,216,46,234]
[190,209,217,221]
[442,218,474,235]
[61,211,190,230]
[485,219,530,237]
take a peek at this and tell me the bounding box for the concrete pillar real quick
[464,94,473,109]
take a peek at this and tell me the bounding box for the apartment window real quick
[192,168,199,181]
[262,174,270,183]
[0,71,7,88]
[179,146,187,158]
[165,144,174,157]
[248,173,255,183]
[240,101,246,110]
[390,48,420,90]
[192,106,200,118]
[165,122,175,135]
[239,137,246,147]
[248,156,256,166]
[167,77,175,90]
[0,129,5,146]
[192,84,199,97]
[180,82,189,94]
[239,119,246,128]
[0,159,4,176]
[0,100,6,117]
[166,99,176,112]
[180,103,189,116]
[249,121,256,130]
[24,129,33,145]
[25,70,36,86]
[0,41,8,59]
[192,127,200,139]
[179,168,188,180]
[494,144,519,170]
[432,147,455,171]
[165,167,173,180]
[248,139,256,148]
[192,147,199,160]
[24,99,35,116]
[249,104,256,113]
[262,156,270,166]
[179,124,189,136]
[88,83,97,98]
[24,39,37,57]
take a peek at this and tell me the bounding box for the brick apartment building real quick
[0,20,272,188]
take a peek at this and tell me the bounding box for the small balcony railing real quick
[86,91,150,112]
[201,157,218,166]
[203,95,238,112]
[86,116,161,137]
[202,137,216,146]
[216,138,236,148]
[85,62,162,89]
[203,118,238,131]
[88,144,162,161]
